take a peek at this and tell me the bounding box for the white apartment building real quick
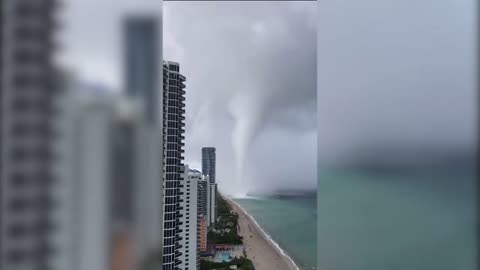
[54,84,163,270]
[178,165,200,270]
[206,182,217,227]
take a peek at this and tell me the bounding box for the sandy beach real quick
[226,198,298,270]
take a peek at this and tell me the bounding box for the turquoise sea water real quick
[318,169,476,270]
[234,195,317,270]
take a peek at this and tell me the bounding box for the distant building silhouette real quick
[202,147,216,183]
[124,16,160,124]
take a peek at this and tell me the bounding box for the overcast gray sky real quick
[58,0,163,89]
[58,0,474,195]
[164,1,317,196]
[317,0,476,171]
[60,1,317,196]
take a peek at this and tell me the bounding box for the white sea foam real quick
[230,192,248,199]
[230,193,263,200]
[229,199,302,270]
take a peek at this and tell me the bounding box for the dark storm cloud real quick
[317,0,476,171]
[164,2,317,195]
[59,1,316,195]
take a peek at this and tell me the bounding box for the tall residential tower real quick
[1,1,60,269]
[178,165,199,270]
[124,16,161,124]
[123,15,163,268]
[201,147,216,184]
[162,61,186,270]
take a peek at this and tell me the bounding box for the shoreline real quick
[226,197,300,270]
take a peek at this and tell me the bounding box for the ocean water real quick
[234,195,317,270]
[318,169,476,270]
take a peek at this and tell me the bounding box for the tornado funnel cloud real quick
[229,93,263,197]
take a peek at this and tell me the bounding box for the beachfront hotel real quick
[162,61,187,269]
[202,147,216,183]
[180,165,207,270]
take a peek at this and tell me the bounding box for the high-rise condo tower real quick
[201,147,216,184]
[162,61,186,270]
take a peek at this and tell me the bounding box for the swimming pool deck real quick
[212,245,245,262]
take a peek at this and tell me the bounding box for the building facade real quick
[1,1,60,269]
[162,61,186,270]
[124,15,163,268]
[207,183,218,226]
[197,175,208,218]
[201,147,216,184]
[56,92,116,270]
[55,83,163,270]
[178,166,198,270]
[124,16,161,124]
[197,216,207,253]
[196,174,209,262]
